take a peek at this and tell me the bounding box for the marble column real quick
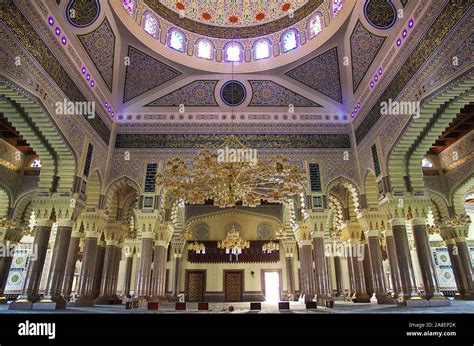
[96,240,117,303]
[446,237,474,300]
[171,254,182,297]
[91,240,105,299]
[384,229,402,298]
[299,240,315,302]
[136,233,154,298]
[110,246,122,299]
[347,241,370,302]
[75,232,99,303]
[366,231,391,303]
[411,219,446,302]
[334,256,343,296]
[61,230,82,301]
[9,219,54,309]
[390,218,419,301]
[362,242,374,298]
[122,252,133,298]
[150,241,167,299]
[285,255,295,299]
[0,241,14,302]
[312,232,331,298]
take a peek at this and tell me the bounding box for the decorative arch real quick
[450,174,474,216]
[426,189,450,222]
[363,169,379,210]
[326,176,361,220]
[141,10,159,39]
[104,176,140,219]
[84,169,102,211]
[11,190,35,227]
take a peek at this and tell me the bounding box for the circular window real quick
[221,81,247,106]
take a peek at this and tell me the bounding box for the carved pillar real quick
[281,239,296,300]
[298,240,315,302]
[334,255,343,296]
[61,227,82,300]
[410,218,447,302]
[346,241,370,302]
[75,231,99,303]
[135,233,154,298]
[122,246,134,298]
[390,218,420,301]
[91,239,105,299]
[150,240,168,299]
[110,245,122,299]
[170,240,185,298]
[312,231,331,298]
[10,218,54,309]
[96,240,118,303]
[362,241,374,297]
[384,229,402,298]
[366,231,391,303]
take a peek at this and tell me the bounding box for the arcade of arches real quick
[0,0,473,312]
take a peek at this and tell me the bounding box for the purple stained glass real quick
[90,80,95,87]
[402,29,408,38]
[378,67,383,75]
[61,36,67,45]
[370,81,374,88]
[48,17,54,26]
[408,19,414,28]
[86,74,90,81]
[396,38,402,47]
[81,67,86,74]
[55,27,60,36]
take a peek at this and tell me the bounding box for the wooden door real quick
[224,270,243,302]
[186,270,205,302]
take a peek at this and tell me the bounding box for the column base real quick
[428,295,451,306]
[0,296,8,304]
[454,292,474,300]
[370,293,396,304]
[351,293,370,303]
[67,296,96,307]
[8,298,35,310]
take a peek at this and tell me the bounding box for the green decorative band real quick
[0,2,111,143]
[115,133,351,149]
[355,1,471,144]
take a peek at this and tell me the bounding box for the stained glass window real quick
[143,12,158,38]
[282,30,298,53]
[308,14,323,39]
[332,0,343,16]
[122,0,133,14]
[253,39,271,60]
[422,158,433,168]
[196,39,213,60]
[225,42,242,62]
[169,29,186,52]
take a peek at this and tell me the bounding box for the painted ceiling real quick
[17,0,430,137]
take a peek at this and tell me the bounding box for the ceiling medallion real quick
[221,81,246,106]
[156,135,306,208]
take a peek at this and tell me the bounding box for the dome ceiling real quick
[145,0,322,38]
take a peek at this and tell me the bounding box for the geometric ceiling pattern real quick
[78,18,115,91]
[286,47,343,103]
[123,46,181,103]
[249,80,321,107]
[350,20,386,92]
[145,80,218,107]
[65,0,101,28]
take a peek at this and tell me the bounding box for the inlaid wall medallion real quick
[364,0,397,30]
[65,0,101,28]
[220,81,247,106]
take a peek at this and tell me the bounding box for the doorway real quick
[263,271,280,303]
[224,270,243,302]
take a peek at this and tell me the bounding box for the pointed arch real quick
[450,174,474,216]
[0,184,11,217]
[425,189,450,223]
[84,169,103,211]
[363,169,379,210]
[105,176,140,221]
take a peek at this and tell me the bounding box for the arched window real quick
[196,39,213,60]
[281,29,298,53]
[168,29,186,52]
[142,11,158,38]
[224,42,243,62]
[253,39,271,60]
[421,158,433,168]
[332,0,343,16]
[308,14,323,39]
[122,0,134,14]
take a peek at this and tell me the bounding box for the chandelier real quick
[180,227,193,241]
[217,225,250,258]
[156,136,305,208]
[188,241,206,254]
[262,241,279,254]
[0,217,16,228]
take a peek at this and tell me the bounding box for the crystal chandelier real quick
[262,241,279,254]
[188,241,206,254]
[217,225,250,259]
[156,136,306,208]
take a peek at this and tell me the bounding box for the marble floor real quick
[1,299,473,314]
